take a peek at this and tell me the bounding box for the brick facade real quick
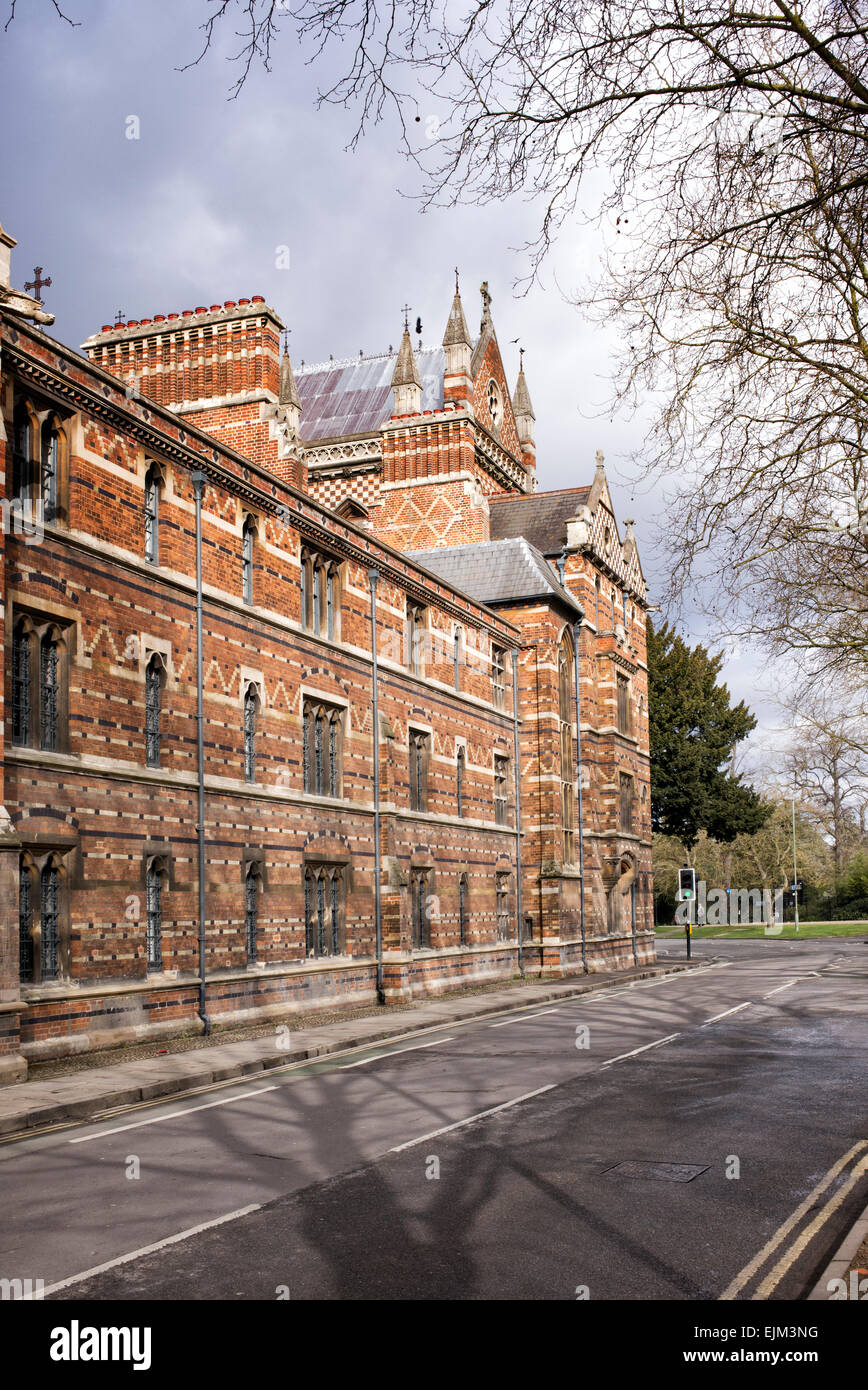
[0,266,653,1079]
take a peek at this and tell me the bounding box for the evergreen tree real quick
[647,620,770,850]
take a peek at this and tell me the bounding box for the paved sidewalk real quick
[0,961,693,1137]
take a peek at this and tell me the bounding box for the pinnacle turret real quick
[391,324,422,414]
[279,346,301,411]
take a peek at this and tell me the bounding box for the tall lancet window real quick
[242,517,255,605]
[41,860,60,981]
[41,421,59,522]
[145,655,163,768]
[144,466,160,564]
[12,621,31,747]
[245,862,261,963]
[146,859,164,971]
[19,857,33,983]
[243,683,258,783]
[457,747,466,817]
[40,632,59,752]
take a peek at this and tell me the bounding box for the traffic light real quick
[678,867,696,901]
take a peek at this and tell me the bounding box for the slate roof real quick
[406,538,583,616]
[296,347,445,442]
[489,487,591,556]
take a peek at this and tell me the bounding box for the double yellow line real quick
[720,1140,868,1300]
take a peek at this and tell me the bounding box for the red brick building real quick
[0,230,653,1081]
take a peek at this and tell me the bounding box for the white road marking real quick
[35,1204,262,1297]
[68,1086,278,1143]
[488,1009,561,1028]
[720,1140,868,1300]
[341,1038,454,1067]
[763,980,799,997]
[702,1003,752,1025]
[600,1033,681,1067]
[389,1083,556,1154]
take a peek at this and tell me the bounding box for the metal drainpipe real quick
[512,648,523,976]
[573,619,588,972]
[558,553,587,971]
[368,569,385,1004]
[192,471,210,1035]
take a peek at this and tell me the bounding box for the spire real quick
[392,325,422,389]
[391,324,422,414]
[442,285,471,350]
[279,343,301,411]
[513,363,535,422]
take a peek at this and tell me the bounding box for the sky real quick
[0,0,786,762]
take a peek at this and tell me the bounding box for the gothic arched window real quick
[146,857,165,970]
[41,859,60,981]
[19,855,33,983]
[303,698,343,797]
[12,402,34,502]
[145,654,164,767]
[40,631,59,752]
[304,863,344,957]
[245,862,261,963]
[242,516,255,605]
[144,466,160,564]
[458,873,468,945]
[243,683,259,783]
[457,746,466,818]
[12,620,32,747]
[41,420,60,522]
[453,627,462,691]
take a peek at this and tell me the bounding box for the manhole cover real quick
[604,1161,708,1183]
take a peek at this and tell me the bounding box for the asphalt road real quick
[3,937,867,1301]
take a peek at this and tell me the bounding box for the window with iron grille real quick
[494,755,509,825]
[411,869,430,949]
[407,604,427,675]
[144,467,160,564]
[617,674,631,735]
[12,621,31,747]
[496,872,510,941]
[409,730,430,811]
[146,859,163,970]
[145,656,162,768]
[242,517,255,605]
[19,857,33,983]
[303,698,343,797]
[41,860,59,981]
[619,772,634,833]
[301,550,340,638]
[304,863,344,957]
[245,863,260,963]
[492,646,505,708]
[40,634,59,753]
[243,684,258,782]
[458,874,468,945]
[457,747,466,818]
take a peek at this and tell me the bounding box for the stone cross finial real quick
[24,266,51,300]
[480,281,492,315]
[595,448,605,469]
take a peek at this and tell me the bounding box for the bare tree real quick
[19,2,868,673]
[777,689,868,881]
[179,3,868,675]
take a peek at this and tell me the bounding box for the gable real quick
[471,332,521,458]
